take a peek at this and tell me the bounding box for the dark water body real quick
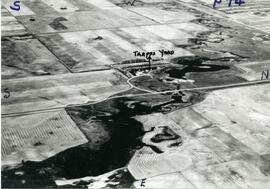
[2,93,204,188]
[165,64,230,79]
[2,107,145,187]
[166,56,230,79]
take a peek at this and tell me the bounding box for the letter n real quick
[261,69,269,80]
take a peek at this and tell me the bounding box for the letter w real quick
[124,0,137,6]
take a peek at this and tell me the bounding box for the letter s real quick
[10,1,21,11]
[3,88,10,99]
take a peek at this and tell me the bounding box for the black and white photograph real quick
[1,0,270,188]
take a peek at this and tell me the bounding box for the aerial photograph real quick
[1,0,270,188]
